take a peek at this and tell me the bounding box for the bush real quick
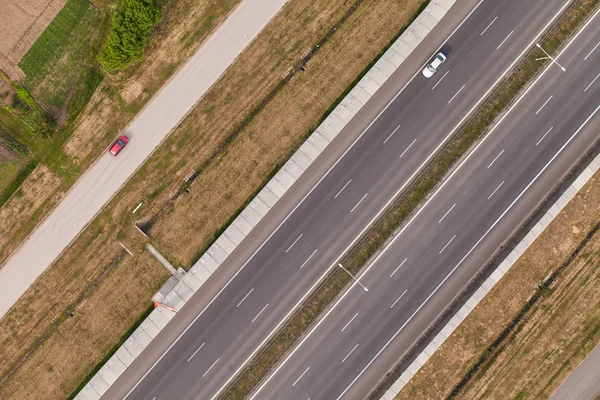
[98,0,162,72]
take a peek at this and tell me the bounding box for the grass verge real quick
[221,0,599,397]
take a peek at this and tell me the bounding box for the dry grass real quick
[0,0,429,398]
[396,167,600,400]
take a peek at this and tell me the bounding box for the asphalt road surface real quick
[0,0,290,319]
[107,0,586,399]
[550,342,600,400]
[255,6,600,399]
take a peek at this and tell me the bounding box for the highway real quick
[254,5,600,399]
[0,0,290,319]
[106,0,584,399]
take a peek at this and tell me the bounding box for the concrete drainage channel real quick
[74,1,460,399]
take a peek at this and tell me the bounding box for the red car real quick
[109,135,129,156]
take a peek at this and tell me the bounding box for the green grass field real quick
[19,0,103,122]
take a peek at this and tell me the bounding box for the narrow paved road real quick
[0,0,291,319]
[551,341,600,400]
[107,1,581,399]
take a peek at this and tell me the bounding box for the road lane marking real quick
[286,234,303,253]
[251,304,269,323]
[350,193,368,213]
[438,203,456,223]
[187,342,205,362]
[536,95,553,114]
[536,126,554,146]
[496,30,514,50]
[292,367,310,386]
[399,139,417,159]
[432,70,450,90]
[480,16,498,36]
[300,249,318,269]
[584,41,600,60]
[584,72,600,92]
[390,289,408,309]
[488,180,505,200]
[335,180,352,199]
[487,149,505,168]
[202,358,220,378]
[448,84,466,104]
[383,125,402,144]
[342,343,359,363]
[341,312,359,332]
[390,258,408,278]
[237,288,254,308]
[438,235,456,254]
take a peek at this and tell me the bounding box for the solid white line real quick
[236,288,254,308]
[341,312,359,332]
[187,342,205,362]
[584,41,600,60]
[292,367,310,387]
[390,258,408,278]
[584,72,600,92]
[350,193,368,213]
[448,84,466,104]
[335,180,352,199]
[251,2,579,398]
[342,344,359,363]
[399,139,417,159]
[390,289,408,309]
[432,70,450,90]
[251,304,269,323]
[497,30,514,50]
[286,234,303,253]
[487,149,505,168]
[488,180,505,200]
[202,358,220,378]
[336,102,600,400]
[536,95,553,114]
[438,235,456,254]
[438,203,456,223]
[480,16,498,36]
[536,126,554,146]
[300,249,318,269]
[383,125,401,144]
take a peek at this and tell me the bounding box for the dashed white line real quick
[292,367,310,386]
[487,149,505,168]
[399,139,417,159]
[480,16,498,36]
[350,193,368,213]
[202,358,220,378]
[237,288,254,308]
[448,84,466,104]
[251,304,269,323]
[300,249,318,269]
[438,203,456,223]
[383,125,401,144]
[584,72,600,92]
[335,180,352,199]
[286,234,303,253]
[488,180,505,200]
[342,343,359,363]
[390,289,408,309]
[439,235,456,255]
[536,126,554,146]
[341,312,359,332]
[536,95,553,114]
[584,41,600,60]
[432,70,449,90]
[497,30,514,50]
[187,342,205,362]
[390,258,408,278]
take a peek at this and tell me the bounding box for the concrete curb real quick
[74,1,458,398]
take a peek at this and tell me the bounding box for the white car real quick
[422,52,447,78]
